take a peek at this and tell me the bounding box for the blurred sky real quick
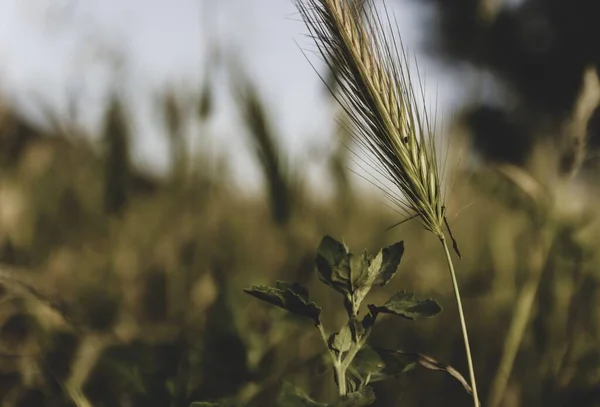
[0,0,484,192]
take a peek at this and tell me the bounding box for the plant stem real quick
[337,326,373,396]
[317,323,347,396]
[317,323,336,364]
[335,362,348,396]
[317,322,373,397]
[440,235,479,407]
[341,326,372,370]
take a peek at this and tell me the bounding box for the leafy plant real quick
[294,0,480,405]
[192,236,474,406]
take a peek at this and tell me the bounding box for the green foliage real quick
[330,322,353,354]
[243,281,322,325]
[368,291,442,321]
[349,347,473,395]
[1,14,599,404]
[204,235,451,407]
[315,236,404,317]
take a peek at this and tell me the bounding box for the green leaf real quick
[372,241,404,286]
[315,235,352,295]
[348,242,404,316]
[349,348,474,397]
[315,236,405,317]
[360,311,377,331]
[244,281,321,324]
[349,318,365,342]
[276,382,327,407]
[332,386,376,406]
[368,291,441,320]
[330,323,353,354]
[348,251,378,316]
[349,346,417,384]
[190,403,221,407]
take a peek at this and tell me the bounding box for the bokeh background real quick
[1,0,600,406]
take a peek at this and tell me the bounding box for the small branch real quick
[317,323,336,364]
[336,324,374,397]
[318,318,373,397]
[341,325,372,371]
[317,323,347,396]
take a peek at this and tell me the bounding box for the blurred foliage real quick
[1,2,600,405]
[415,0,600,173]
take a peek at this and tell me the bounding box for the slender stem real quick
[317,321,373,397]
[317,323,347,396]
[341,326,372,370]
[338,325,372,396]
[317,323,337,365]
[440,236,480,407]
[336,363,347,396]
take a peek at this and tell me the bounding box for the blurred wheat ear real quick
[232,69,294,227]
[102,96,131,216]
[295,0,480,404]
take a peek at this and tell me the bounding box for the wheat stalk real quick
[295,0,479,405]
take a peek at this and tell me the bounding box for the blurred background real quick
[1,0,600,406]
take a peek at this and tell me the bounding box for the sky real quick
[0,0,486,192]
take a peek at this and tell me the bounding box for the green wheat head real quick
[296,0,445,236]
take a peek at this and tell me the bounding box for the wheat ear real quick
[296,0,479,405]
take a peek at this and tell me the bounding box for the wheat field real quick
[1,1,600,406]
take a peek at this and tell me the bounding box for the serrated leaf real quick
[349,242,404,316]
[368,291,441,320]
[275,281,309,301]
[315,236,406,317]
[372,241,404,286]
[244,281,321,324]
[349,251,374,287]
[276,382,327,407]
[351,242,403,291]
[315,236,352,295]
[330,323,353,354]
[333,386,376,406]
